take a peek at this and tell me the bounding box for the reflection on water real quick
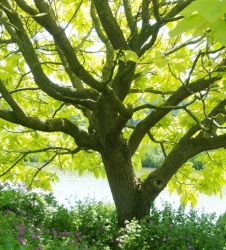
[51,168,226,216]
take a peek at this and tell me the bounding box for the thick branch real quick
[55,45,83,90]
[14,0,103,91]
[141,99,226,198]
[0,109,98,149]
[0,80,25,115]
[112,62,136,100]
[181,99,226,142]
[135,0,150,50]
[129,76,221,155]
[0,2,98,105]
[90,2,108,44]
[9,0,131,118]
[92,0,128,49]
[90,2,115,83]
[104,85,133,118]
[122,0,138,36]
[141,0,150,26]
[133,0,194,52]
[142,133,226,199]
[152,0,161,22]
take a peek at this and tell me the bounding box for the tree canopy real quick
[0,0,225,223]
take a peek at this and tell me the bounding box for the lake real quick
[51,168,226,216]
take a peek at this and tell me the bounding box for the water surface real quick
[51,168,226,216]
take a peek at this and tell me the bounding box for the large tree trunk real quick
[101,142,151,226]
[94,96,157,225]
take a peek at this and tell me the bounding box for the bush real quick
[141,148,164,169]
[0,182,58,224]
[71,199,118,247]
[216,213,226,241]
[191,160,204,170]
[118,204,226,250]
[0,184,225,250]
[142,156,161,169]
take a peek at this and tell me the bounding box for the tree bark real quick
[101,142,151,226]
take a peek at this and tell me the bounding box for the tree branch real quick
[0,146,81,178]
[0,108,98,149]
[14,0,103,91]
[28,153,58,189]
[0,38,14,44]
[129,76,221,155]
[141,99,226,198]
[90,2,115,83]
[165,36,204,56]
[151,0,161,22]
[134,0,194,53]
[180,99,226,142]
[8,0,131,117]
[0,87,40,98]
[63,0,83,30]
[134,0,150,50]
[129,87,173,95]
[141,0,150,27]
[0,80,25,115]
[122,0,138,36]
[28,147,81,188]
[165,0,194,20]
[1,6,99,110]
[0,154,26,177]
[92,0,128,49]
[142,133,226,200]
[90,1,108,44]
[133,98,196,112]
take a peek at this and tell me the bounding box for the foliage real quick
[141,147,164,169]
[0,187,225,250]
[0,0,225,222]
[170,0,226,46]
[142,150,204,170]
[0,182,57,224]
[118,205,226,250]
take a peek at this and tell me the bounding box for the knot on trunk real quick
[142,173,166,193]
[152,177,165,191]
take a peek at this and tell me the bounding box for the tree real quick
[0,0,225,225]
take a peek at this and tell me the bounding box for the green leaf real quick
[133,75,148,88]
[209,19,226,46]
[197,0,226,23]
[123,50,139,63]
[169,14,206,37]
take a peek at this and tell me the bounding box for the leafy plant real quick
[0,187,225,250]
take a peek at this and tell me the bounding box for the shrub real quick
[141,148,164,169]
[0,210,22,249]
[118,204,226,250]
[0,182,58,224]
[70,199,118,248]
[0,184,225,250]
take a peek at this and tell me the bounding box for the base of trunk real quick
[101,144,153,226]
[116,192,151,226]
